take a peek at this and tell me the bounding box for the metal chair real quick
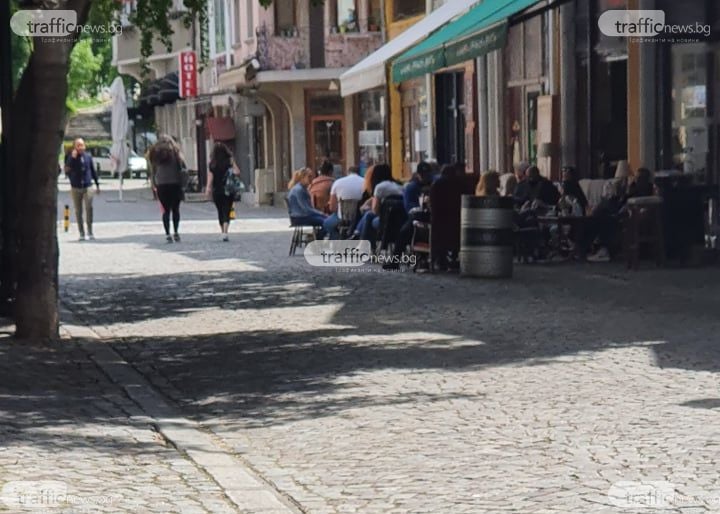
[337,199,360,239]
[624,196,665,270]
[284,198,323,256]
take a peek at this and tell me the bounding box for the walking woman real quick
[206,143,242,241]
[149,135,185,243]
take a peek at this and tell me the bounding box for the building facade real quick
[114,0,385,197]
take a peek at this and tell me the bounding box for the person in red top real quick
[308,160,335,213]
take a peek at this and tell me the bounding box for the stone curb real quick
[59,303,302,514]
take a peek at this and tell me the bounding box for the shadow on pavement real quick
[57,256,720,430]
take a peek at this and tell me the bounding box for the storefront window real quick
[401,80,428,171]
[357,89,386,173]
[671,43,708,177]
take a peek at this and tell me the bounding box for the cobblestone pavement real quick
[54,189,720,512]
[0,330,239,513]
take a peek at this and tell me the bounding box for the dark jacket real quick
[65,152,98,189]
[514,178,560,207]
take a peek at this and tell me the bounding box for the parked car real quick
[87,146,115,177]
[86,146,148,178]
[128,150,148,178]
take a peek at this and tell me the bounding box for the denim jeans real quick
[324,213,340,240]
[291,213,327,239]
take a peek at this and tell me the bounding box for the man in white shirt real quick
[323,166,365,239]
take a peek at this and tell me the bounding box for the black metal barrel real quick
[460,195,514,278]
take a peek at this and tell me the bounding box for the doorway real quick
[435,72,465,165]
[308,116,345,172]
[595,59,628,177]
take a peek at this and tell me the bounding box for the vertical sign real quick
[179,50,197,98]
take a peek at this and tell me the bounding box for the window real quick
[246,0,254,40]
[368,0,382,30]
[393,0,423,22]
[335,0,358,32]
[275,0,296,35]
[214,0,227,54]
[234,0,242,44]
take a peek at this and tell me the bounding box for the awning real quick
[392,0,541,83]
[206,117,236,141]
[339,0,479,97]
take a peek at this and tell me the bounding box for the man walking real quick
[64,138,100,240]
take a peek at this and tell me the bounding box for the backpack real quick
[223,168,246,200]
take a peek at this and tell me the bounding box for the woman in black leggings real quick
[206,143,241,242]
[149,136,185,242]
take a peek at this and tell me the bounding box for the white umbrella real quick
[110,76,129,201]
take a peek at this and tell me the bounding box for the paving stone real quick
[53,190,720,513]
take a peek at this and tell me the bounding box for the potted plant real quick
[339,24,346,34]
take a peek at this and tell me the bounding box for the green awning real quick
[392,0,540,83]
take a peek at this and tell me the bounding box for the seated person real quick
[628,167,655,198]
[514,165,561,211]
[476,170,500,197]
[352,164,402,248]
[582,179,628,262]
[323,166,365,239]
[559,166,588,215]
[287,168,328,239]
[383,161,435,269]
[308,160,335,213]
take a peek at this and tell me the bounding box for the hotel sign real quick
[179,50,198,98]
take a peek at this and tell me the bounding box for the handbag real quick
[224,168,246,201]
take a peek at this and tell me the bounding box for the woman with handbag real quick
[148,135,186,243]
[206,143,242,242]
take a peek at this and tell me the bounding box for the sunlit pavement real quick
[6,186,720,513]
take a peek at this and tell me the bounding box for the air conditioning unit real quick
[254,168,275,205]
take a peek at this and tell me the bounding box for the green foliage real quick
[10,0,32,92]
[67,39,103,99]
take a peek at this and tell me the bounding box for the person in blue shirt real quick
[64,138,100,241]
[383,161,435,269]
[287,168,328,239]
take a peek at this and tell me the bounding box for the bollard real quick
[63,205,70,232]
[229,204,235,220]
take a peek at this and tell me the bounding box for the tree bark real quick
[0,0,15,317]
[12,0,91,340]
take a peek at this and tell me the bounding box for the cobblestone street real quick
[4,183,720,513]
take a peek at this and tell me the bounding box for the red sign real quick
[179,50,197,98]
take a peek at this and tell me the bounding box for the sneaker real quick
[173,233,181,242]
[222,235,229,242]
[88,234,95,241]
[166,235,173,243]
[587,247,610,263]
[78,234,85,242]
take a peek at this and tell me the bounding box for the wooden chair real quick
[624,196,665,270]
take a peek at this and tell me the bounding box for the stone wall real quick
[325,33,384,68]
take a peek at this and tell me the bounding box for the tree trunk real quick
[0,0,16,316]
[12,0,90,340]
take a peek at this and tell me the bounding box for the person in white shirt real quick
[323,166,365,239]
